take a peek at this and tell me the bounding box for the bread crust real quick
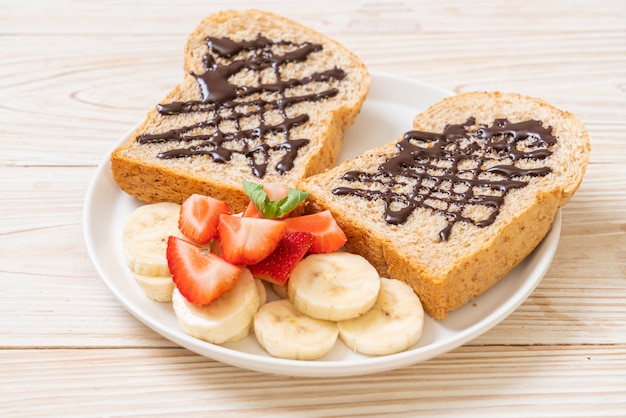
[298,91,590,319]
[111,9,369,211]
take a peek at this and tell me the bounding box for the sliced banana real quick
[122,202,183,277]
[132,272,175,302]
[172,268,261,344]
[337,277,424,356]
[223,279,266,344]
[253,299,338,360]
[287,252,381,321]
[223,321,254,344]
[271,282,288,300]
[255,279,267,306]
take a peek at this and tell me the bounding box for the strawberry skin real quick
[217,214,287,265]
[179,194,230,243]
[166,236,242,305]
[249,232,314,286]
[283,210,347,253]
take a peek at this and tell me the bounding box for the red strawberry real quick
[166,236,242,305]
[249,232,314,286]
[178,194,230,243]
[283,210,347,253]
[242,182,290,218]
[217,214,287,265]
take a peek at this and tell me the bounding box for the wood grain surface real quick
[1,0,625,416]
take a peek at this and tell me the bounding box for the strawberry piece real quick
[249,232,314,286]
[283,210,347,253]
[242,182,290,218]
[217,214,287,265]
[178,194,230,243]
[166,236,242,305]
[242,202,263,218]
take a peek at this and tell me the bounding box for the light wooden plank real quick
[1,0,625,35]
[0,346,624,417]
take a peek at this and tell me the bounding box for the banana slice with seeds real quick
[287,252,380,321]
[338,277,424,356]
[253,299,338,360]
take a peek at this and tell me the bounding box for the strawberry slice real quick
[283,210,347,253]
[178,194,230,243]
[241,202,263,219]
[166,236,242,305]
[242,183,289,218]
[249,232,314,286]
[217,214,287,265]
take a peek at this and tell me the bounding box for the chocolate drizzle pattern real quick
[136,35,346,178]
[332,118,556,241]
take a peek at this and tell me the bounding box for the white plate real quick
[83,72,561,377]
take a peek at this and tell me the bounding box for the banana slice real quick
[255,279,267,305]
[271,282,288,299]
[172,268,261,344]
[287,252,381,321]
[337,277,424,356]
[132,272,175,302]
[253,299,338,360]
[122,202,183,277]
[222,280,266,344]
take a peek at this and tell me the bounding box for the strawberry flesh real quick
[166,236,242,305]
[283,210,347,253]
[217,214,287,265]
[178,194,230,243]
[242,182,290,219]
[249,232,314,286]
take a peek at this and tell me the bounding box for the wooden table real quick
[2,0,625,415]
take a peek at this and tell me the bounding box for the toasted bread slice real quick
[111,9,369,211]
[297,91,590,319]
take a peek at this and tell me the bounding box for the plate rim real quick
[83,71,561,377]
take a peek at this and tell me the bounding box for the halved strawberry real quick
[166,236,242,305]
[283,210,347,253]
[178,194,230,243]
[217,214,287,265]
[242,182,290,219]
[249,232,314,286]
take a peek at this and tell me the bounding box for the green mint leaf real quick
[243,180,266,207]
[243,180,273,218]
[242,180,309,219]
[276,188,309,218]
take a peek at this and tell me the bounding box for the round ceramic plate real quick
[83,72,561,377]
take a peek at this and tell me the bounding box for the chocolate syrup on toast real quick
[136,35,346,178]
[332,118,556,241]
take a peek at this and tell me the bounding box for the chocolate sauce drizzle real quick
[332,118,556,241]
[136,35,346,178]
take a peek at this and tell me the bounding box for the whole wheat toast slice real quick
[111,9,369,211]
[297,91,590,319]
